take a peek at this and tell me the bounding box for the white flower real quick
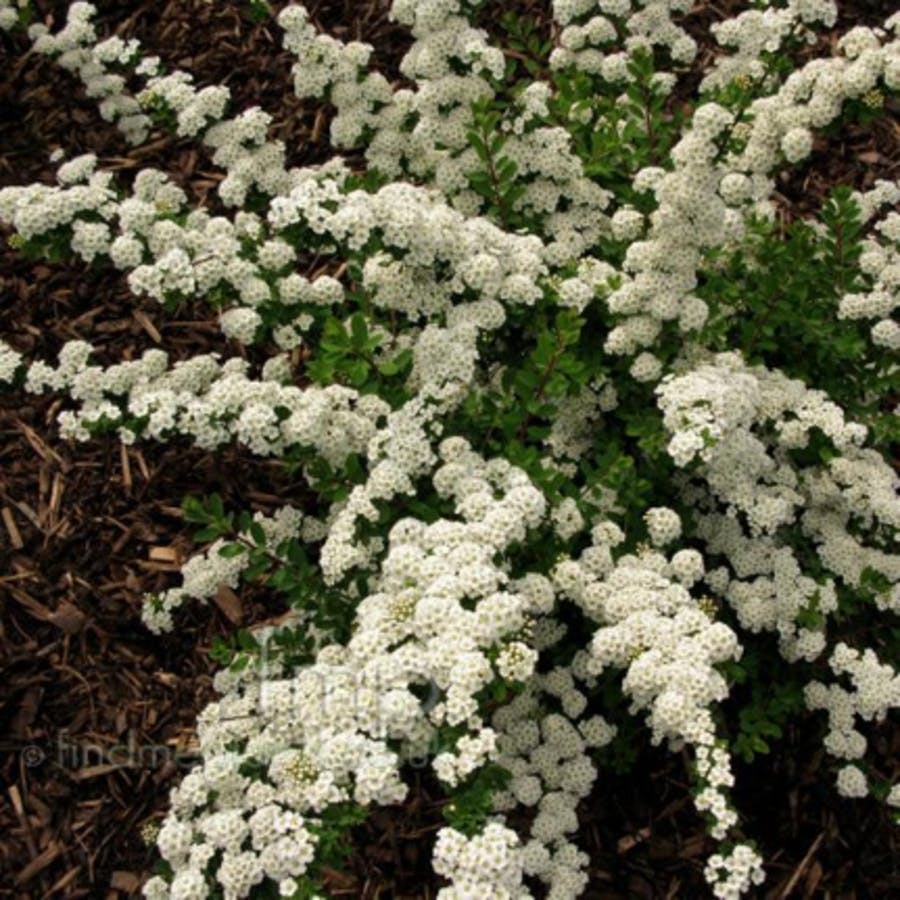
[644,507,682,547]
[836,764,868,798]
[219,307,262,344]
[781,127,813,162]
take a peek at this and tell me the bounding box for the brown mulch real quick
[0,2,898,898]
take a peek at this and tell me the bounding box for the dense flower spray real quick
[1,2,899,898]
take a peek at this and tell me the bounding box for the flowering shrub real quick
[1,1,899,897]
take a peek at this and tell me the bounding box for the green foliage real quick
[466,97,527,226]
[732,682,805,763]
[498,13,552,80]
[718,643,806,764]
[442,764,512,836]
[7,224,77,264]
[310,803,369,862]
[306,312,381,387]
[139,90,178,129]
[243,0,272,24]
[552,49,687,209]
[700,184,897,448]
[182,493,357,646]
[182,492,234,540]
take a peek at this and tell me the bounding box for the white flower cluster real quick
[603,103,738,355]
[21,343,384,467]
[143,506,307,633]
[141,440,557,898]
[805,642,900,773]
[433,823,529,899]
[279,4,393,153]
[657,352,900,662]
[701,1,837,93]
[27,2,150,143]
[139,72,229,139]
[281,0,494,176]
[317,390,458,585]
[0,339,23,384]
[3,2,900,899]
[281,177,549,320]
[704,843,766,900]
[551,0,697,76]
[0,145,555,361]
[489,683,615,898]
[602,21,900,363]
[552,527,745,840]
[733,23,899,177]
[348,439,547,696]
[140,642,412,899]
[279,1,613,262]
[643,505,681,546]
[139,72,291,206]
[0,0,27,31]
[22,3,293,205]
[838,180,900,351]
[0,154,117,241]
[545,380,616,462]
[656,351,868,467]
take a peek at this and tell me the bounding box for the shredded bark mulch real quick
[0,2,897,898]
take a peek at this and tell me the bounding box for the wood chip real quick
[311,106,327,143]
[616,827,651,854]
[15,842,63,884]
[119,444,132,493]
[8,498,41,529]
[157,504,185,518]
[111,525,135,556]
[680,834,709,858]
[148,545,179,563]
[320,866,359,890]
[2,505,24,548]
[777,832,825,899]
[137,560,181,573]
[134,449,150,481]
[133,309,162,344]
[214,584,243,625]
[37,464,51,525]
[7,586,52,621]
[110,871,142,893]
[10,686,43,738]
[48,601,87,635]
[44,865,83,897]
[803,860,824,898]
[8,784,26,818]
[94,318,132,334]
[49,472,65,522]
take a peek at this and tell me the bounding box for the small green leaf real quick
[182,495,207,523]
[249,521,267,546]
[193,525,223,542]
[218,542,246,559]
[209,494,225,520]
[350,312,368,348]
